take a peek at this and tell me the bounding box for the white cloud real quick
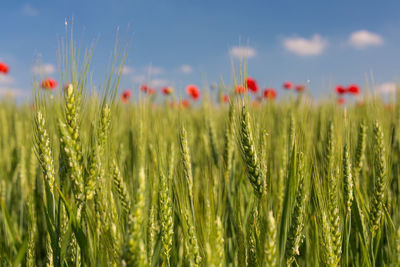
[349,30,383,49]
[0,75,15,85]
[375,82,397,94]
[283,34,328,56]
[132,75,146,84]
[145,66,164,75]
[150,79,169,88]
[22,4,39,16]
[229,46,256,59]
[32,64,56,75]
[180,64,193,74]
[0,87,29,97]
[121,66,134,75]
[130,65,168,86]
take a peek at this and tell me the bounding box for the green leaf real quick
[55,185,92,265]
[0,200,22,248]
[279,139,296,264]
[11,238,28,267]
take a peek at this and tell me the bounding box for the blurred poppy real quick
[283,81,293,90]
[148,88,156,95]
[121,89,132,103]
[263,88,277,100]
[140,84,148,93]
[181,99,190,108]
[347,84,360,95]
[335,85,346,94]
[41,78,57,90]
[246,77,258,93]
[0,62,9,74]
[162,87,173,95]
[186,85,200,100]
[235,85,247,94]
[337,98,345,105]
[223,95,229,103]
[295,84,306,92]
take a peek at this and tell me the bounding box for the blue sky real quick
[1,0,400,100]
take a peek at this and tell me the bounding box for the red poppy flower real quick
[181,99,190,108]
[295,84,306,92]
[335,85,346,94]
[337,98,345,105]
[186,85,200,100]
[148,88,156,95]
[235,85,247,94]
[245,77,258,93]
[347,84,360,95]
[223,94,229,103]
[0,62,9,74]
[283,81,293,90]
[162,87,173,95]
[41,78,57,90]
[140,84,148,93]
[121,89,132,103]
[263,88,277,100]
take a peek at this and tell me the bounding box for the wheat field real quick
[0,37,399,267]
